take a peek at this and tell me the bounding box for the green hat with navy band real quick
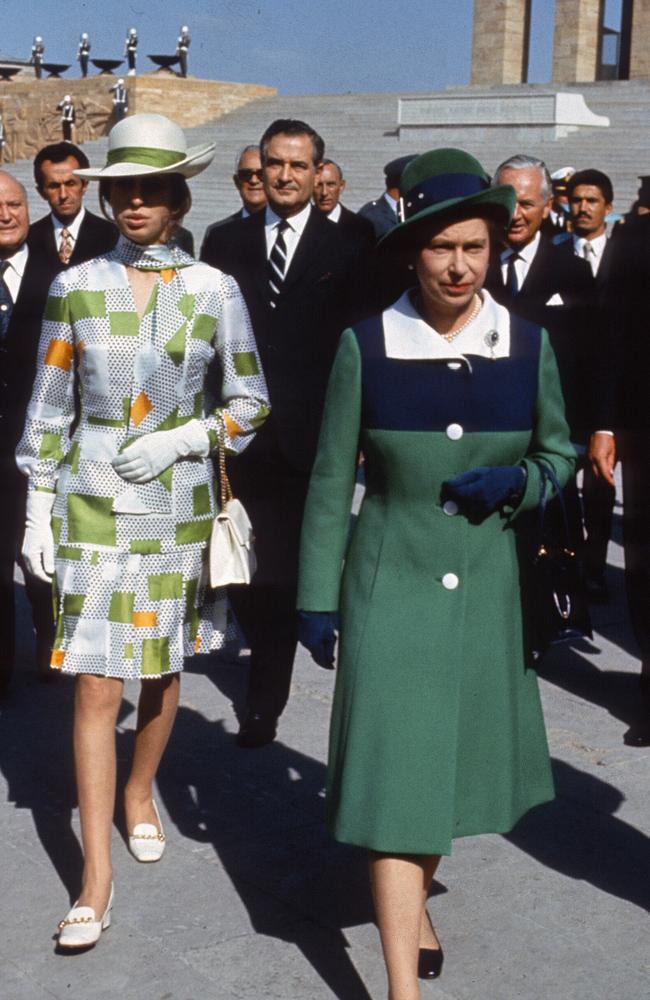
[75,113,216,180]
[380,147,515,249]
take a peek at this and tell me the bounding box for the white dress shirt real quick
[572,230,607,277]
[327,203,342,223]
[1,243,29,302]
[51,206,85,257]
[264,203,312,272]
[500,230,541,290]
[383,288,511,367]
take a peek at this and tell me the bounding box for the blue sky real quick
[1,1,620,95]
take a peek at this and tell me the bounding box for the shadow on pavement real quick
[506,758,650,913]
[0,662,135,905]
[156,672,375,1000]
[538,641,642,732]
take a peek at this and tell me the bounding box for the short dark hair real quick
[34,142,89,189]
[98,174,192,226]
[260,119,324,166]
[566,168,614,205]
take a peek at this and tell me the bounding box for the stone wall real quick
[471,0,530,85]
[129,74,276,127]
[0,73,276,164]
[629,0,650,77]
[552,0,602,83]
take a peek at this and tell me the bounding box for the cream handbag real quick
[209,424,257,588]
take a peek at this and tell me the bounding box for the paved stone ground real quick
[1,472,648,1000]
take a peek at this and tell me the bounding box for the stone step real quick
[9,82,650,249]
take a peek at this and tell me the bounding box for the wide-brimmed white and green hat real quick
[75,113,215,180]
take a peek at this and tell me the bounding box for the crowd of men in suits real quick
[1,123,649,750]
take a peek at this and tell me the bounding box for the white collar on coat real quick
[383,288,511,366]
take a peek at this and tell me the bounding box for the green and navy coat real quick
[298,289,576,855]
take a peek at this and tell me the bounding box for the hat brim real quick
[75,142,216,180]
[378,185,515,251]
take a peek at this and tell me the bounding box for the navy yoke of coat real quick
[298,301,575,855]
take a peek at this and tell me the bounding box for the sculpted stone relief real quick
[0,94,111,163]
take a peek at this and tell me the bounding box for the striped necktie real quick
[59,227,73,264]
[268,220,289,308]
[0,261,13,341]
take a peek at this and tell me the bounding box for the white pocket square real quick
[546,293,564,306]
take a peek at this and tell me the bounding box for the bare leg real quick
[369,852,440,1000]
[124,674,180,832]
[74,675,123,916]
[419,855,442,948]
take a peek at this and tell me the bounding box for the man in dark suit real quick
[200,144,267,260]
[313,159,374,248]
[202,118,364,747]
[589,212,650,746]
[357,154,417,241]
[564,168,620,600]
[28,142,117,287]
[0,171,56,697]
[487,154,593,434]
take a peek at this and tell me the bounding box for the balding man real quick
[314,159,374,247]
[0,171,55,696]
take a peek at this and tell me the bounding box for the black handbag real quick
[524,461,592,662]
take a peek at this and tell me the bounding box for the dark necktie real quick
[268,220,290,308]
[0,260,13,341]
[506,252,520,295]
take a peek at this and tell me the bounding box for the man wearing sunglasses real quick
[200,145,266,263]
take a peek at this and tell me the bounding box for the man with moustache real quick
[565,169,619,600]
[205,118,362,747]
[0,172,57,696]
[28,142,117,289]
[313,159,374,247]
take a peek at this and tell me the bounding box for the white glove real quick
[111,419,210,484]
[22,491,56,583]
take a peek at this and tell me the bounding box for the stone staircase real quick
[9,80,650,249]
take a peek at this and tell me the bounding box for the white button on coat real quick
[442,500,458,516]
[442,573,459,590]
[446,423,463,440]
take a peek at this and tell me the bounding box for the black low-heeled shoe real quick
[418,910,444,980]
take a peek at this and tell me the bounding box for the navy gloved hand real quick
[441,465,526,518]
[297,611,338,670]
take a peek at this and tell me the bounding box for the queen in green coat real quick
[297,149,575,998]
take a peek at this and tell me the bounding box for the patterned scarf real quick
[113,235,194,271]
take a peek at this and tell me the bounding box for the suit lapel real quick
[282,207,327,293]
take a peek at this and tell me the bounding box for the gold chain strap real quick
[218,415,234,510]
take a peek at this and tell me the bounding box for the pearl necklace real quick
[438,295,481,342]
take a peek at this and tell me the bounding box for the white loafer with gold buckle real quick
[57,883,114,949]
[128,799,166,862]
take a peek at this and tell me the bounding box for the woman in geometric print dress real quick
[297,149,575,998]
[16,115,269,948]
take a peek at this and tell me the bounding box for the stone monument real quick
[471,0,650,84]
